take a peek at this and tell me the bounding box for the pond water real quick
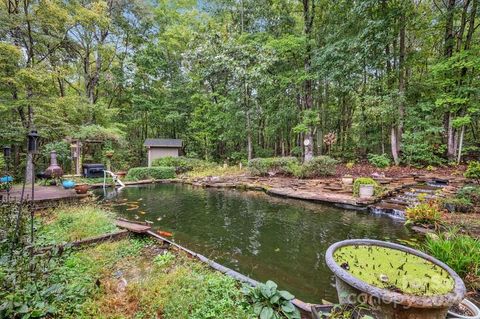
[98,183,419,303]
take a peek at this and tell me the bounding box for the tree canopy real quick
[1,0,479,173]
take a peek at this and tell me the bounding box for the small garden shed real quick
[144,138,182,167]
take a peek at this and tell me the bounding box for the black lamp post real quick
[3,145,11,172]
[27,129,40,246]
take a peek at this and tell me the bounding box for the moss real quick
[333,245,454,296]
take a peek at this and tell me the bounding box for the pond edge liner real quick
[145,229,317,315]
[35,230,130,253]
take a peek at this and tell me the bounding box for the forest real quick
[0,0,479,173]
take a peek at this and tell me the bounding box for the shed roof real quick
[144,138,182,148]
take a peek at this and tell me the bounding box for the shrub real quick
[248,157,300,176]
[457,185,480,206]
[367,153,390,168]
[424,232,480,289]
[300,156,337,178]
[353,178,379,197]
[405,200,442,227]
[401,132,445,166]
[465,161,480,183]
[441,197,474,213]
[152,156,213,173]
[127,166,176,180]
[242,280,300,319]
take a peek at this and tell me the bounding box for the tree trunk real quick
[246,110,253,160]
[304,130,314,162]
[302,0,315,162]
[391,9,406,165]
[444,0,457,160]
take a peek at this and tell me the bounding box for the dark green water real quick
[99,183,418,303]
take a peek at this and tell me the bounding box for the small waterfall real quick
[369,181,447,220]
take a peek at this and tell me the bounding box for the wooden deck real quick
[2,185,88,203]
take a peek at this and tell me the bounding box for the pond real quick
[99,183,419,303]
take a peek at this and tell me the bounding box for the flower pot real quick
[325,239,466,319]
[0,175,13,183]
[341,176,354,186]
[62,180,76,189]
[74,184,89,194]
[358,184,374,198]
[448,299,480,319]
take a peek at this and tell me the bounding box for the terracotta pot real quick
[74,184,89,194]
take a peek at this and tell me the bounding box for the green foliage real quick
[401,132,445,167]
[153,251,176,268]
[137,255,253,319]
[152,156,214,173]
[441,197,474,213]
[352,178,379,197]
[465,161,480,183]
[405,200,442,227]
[126,166,176,181]
[36,205,117,245]
[248,157,300,177]
[456,185,480,206]
[300,156,338,178]
[367,153,390,168]
[424,231,480,289]
[242,280,300,319]
[0,155,4,172]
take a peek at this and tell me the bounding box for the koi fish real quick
[158,230,173,237]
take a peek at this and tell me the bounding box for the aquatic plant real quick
[333,245,454,296]
[424,231,480,290]
[242,280,300,319]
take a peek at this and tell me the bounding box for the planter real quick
[0,175,13,183]
[358,184,374,198]
[448,299,480,319]
[74,184,89,194]
[62,180,76,189]
[342,176,354,186]
[326,239,466,319]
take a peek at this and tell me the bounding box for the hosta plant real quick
[242,280,300,319]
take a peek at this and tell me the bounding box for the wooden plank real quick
[115,219,151,233]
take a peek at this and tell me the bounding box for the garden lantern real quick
[3,145,11,158]
[27,130,40,154]
[3,145,11,172]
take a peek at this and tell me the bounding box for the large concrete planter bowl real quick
[326,239,466,319]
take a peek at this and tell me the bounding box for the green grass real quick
[37,205,118,245]
[68,239,253,319]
